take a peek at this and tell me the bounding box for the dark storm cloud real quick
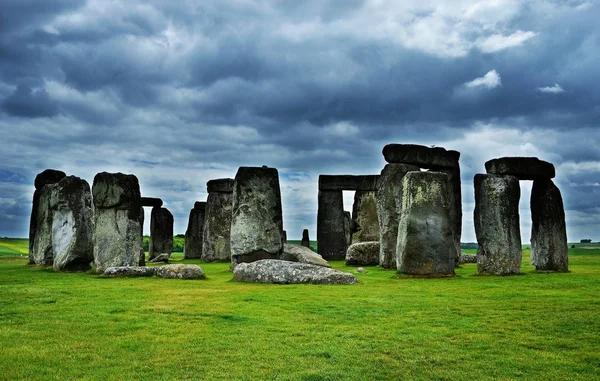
[1,86,59,118]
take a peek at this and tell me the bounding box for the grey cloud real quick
[1,85,59,118]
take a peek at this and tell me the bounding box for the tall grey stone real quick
[474,174,522,275]
[437,167,462,264]
[530,179,568,271]
[351,191,379,243]
[31,183,57,266]
[230,166,283,264]
[184,202,205,259]
[396,171,456,276]
[344,211,352,249]
[139,207,145,266]
[51,176,94,272]
[301,229,310,248]
[149,207,174,261]
[92,172,142,273]
[29,169,66,264]
[375,163,419,269]
[202,179,234,262]
[282,230,287,244]
[317,190,346,260]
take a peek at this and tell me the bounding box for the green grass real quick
[1,243,600,380]
[287,239,318,251]
[0,238,29,256]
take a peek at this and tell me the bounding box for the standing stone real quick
[474,174,522,275]
[31,183,57,266]
[301,229,310,248]
[92,172,143,273]
[51,176,94,271]
[139,207,145,266]
[230,166,283,264]
[202,178,234,262]
[351,191,379,243]
[282,230,288,244]
[530,179,568,271]
[29,169,66,264]
[396,171,456,276]
[344,211,352,249]
[317,190,346,260]
[184,202,206,259]
[149,207,174,261]
[437,167,462,264]
[375,163,419,269]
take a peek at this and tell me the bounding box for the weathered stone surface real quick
[397,171,456,276]
[357,267,366,274]
[437,167,462,264]
[207,178,234,193]
[485,157,555,180]
[382,144,460,169]
[139,248,146,266]
[375,163,420,269]
[51,176,94,272]
[317,190,346,260]
[345,241,380,266]
[156,264,206,279]
[104,266,157,277]
[344,211,352,249]
[150,253,170,263]
[34,169,66,190]
[149,207,174,261]
[233,259,357,284]
[31,183,57,266]
[459,253,477,264]
[231,166,283,265]
[92,172,143,273]
[474,174,522,275]
[351,191,379,243]
[184,202,205,259]
[530,179,568,271]
[138,207,145,266]
[301,229,310,248]
[281,243,330,267]
[140,197,163,207]
[282,230,287,244]
[318,175,379,191]
[202,191,233,262]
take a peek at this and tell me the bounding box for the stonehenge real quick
[202,178,234,262]
[230,166,284,265]
[301,229,310,247]
[149,207,174,261]
[184,201,206,259]
[345,242,380,266]
[351,191,379,243]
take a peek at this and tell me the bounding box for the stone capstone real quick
[485,157,555,180]
[382,144,460,169]
[232,259,358,284]
[317,190,346,259]
[92,172,143,273]
[281,243,330,267]
[207,178,234,193]
[474,174,522,275]
[184,202,205,259]
[103,266,157,277]
[140,197,163,207]
[318,175,379,191]
[51,176,94,272]
[149,207,173,261]
[351,191,379,243]
[34,169,66,190]
[155,264,206,279]
[396,171,456,276]
[202,190,233,262]
[345,241,380,266]
[230,166,283,264]
[530,179,568,271]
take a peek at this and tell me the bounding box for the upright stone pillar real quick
[351,191,379,243]
[184,202,206,259]
[149,207,174,261]
[51,176,94,271]
[474,174,522,275]
[344,211,352,249]
[29,169,66,264]
[301,229,310,248]
[530,179,568,271]
[202,178,234,262]
[282,230,287,244]
[375,163,419,269]
[92,172,142,273]
[230,166,283,264]
[438,167,462,264]
[396,171,456,276]
[31,183,58,266]
[139,207,145,266]
[317,190,346,260]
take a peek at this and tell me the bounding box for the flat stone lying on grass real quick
[345,241,380,266]
[150,253,170,263]
[156,264,206,279]
[458,253,477,264]
[104,266,157,277]
[233,259,357,284]
[281,243,330,267]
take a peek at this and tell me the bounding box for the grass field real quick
[1,240,599,380]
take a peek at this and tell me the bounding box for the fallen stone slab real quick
[485,157,555,180]
[104,266,157,277]
[281,243,330,267]
[382,144,460,169]
[233,259,357,284]
[458,253,477,264]
[318,175,379,191]
[156,264,206,279]
[345,241,380,266]
[140,197,163,207]
[150,253,170,263]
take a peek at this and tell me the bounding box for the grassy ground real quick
[1,242,599,380]
[0,238,28,256]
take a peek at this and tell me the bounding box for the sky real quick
[0,0,599,242]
